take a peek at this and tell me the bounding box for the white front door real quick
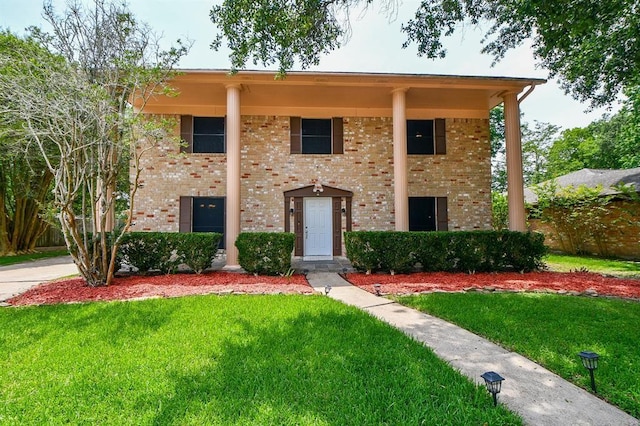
[304,197,333,257]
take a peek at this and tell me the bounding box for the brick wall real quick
[529,200,640,259]
[131,115,492,234]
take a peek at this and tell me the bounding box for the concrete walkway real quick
[0,255,78,303]
[307,272,639,426]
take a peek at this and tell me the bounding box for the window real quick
[180,115,225,154]
[179,196,225,248]
[407,118,446,155]
[290,117,343,154]
[409,197,448,231]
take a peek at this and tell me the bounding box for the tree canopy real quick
[211,0,640,106]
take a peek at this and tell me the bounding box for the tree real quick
[0,0,188,286]
[0,32,58,256]
[521,121,559,185]
[211,0,639,107]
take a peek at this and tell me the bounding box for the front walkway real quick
[306,272,639,426]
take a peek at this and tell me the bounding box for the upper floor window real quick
[180,115,225,154]
[407,118,447,155]
[290,117,344,154]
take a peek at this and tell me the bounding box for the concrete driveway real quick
[0,255,78,303]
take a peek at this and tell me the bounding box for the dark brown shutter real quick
[290,116,301,154]
[224,115,227,153]
[436,197,448,231]
[332,117,344,154]
[284,197,291,233]
[180,115,193,153]
[435,118,446,155]
[179,196,192,232]
[333,197,342,255]
[294,197,304,256]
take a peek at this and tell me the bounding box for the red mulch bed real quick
[346,271,640,299]
[8,272,314,306]
[8,270,640,307]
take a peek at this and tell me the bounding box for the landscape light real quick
[481,371,505,407]
[373,283,381,296]
[578,351,599,392]
[324,285,332,295]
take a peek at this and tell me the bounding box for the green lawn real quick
[0,295,520,425]
[545,253,640,278]
[0,249,69,267]
[397,292,640,418]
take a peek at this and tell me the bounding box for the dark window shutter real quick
[435,118,446,155]
[180,115,193,153]
[436,197,448,231]
[290,116,301,154]
[332,117,344,154]
[332,197,342,255]
[179,196,192,232]
[294,197,304,255]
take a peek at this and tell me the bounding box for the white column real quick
[225,84,241,267]
[392,88,409,231]
[503,91,527,232]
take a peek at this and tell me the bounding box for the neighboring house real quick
[525,168,640,259]
[134,70,544,267]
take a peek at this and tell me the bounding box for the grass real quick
[545,253,640,278]
[0,249,69,267]
[0,295,521,425]
[397,292,640,418]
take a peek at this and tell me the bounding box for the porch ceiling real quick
[141,70,545,117]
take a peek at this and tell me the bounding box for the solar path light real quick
[373,283,381,296]
[481,371,505,407]
[324,284,332,295]
[578,351,599,393]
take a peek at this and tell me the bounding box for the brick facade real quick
[131,115,492,243]
[529,200,640,259]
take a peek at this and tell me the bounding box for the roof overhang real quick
[140,69,546,119]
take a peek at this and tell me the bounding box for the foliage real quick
[398,292,640,418]
[0,295,521,424]
[491,192,508,230]
[0,32,58,256]
[235,232,295,275]
[175,233,222,274]
[211,0,639,106]
[345,231,546,274]
[531,182,640,257]
[0,1,188,286]
[118,232,221,274]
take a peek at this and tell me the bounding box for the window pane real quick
[409,197,437,231]
[193,117,225,153]
[302,118,331,136]
[302,136,332,154]
[194,117,224,135]
[193,135,225,153]
[301,118,332,154]
[407,120,435,155]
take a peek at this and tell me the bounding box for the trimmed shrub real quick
[235,232,295,275]
[118,232,222,274]
[175,233,222,274]
[345,230,546,273]
[118,232,176,274]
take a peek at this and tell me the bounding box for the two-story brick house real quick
[133,70,544,268]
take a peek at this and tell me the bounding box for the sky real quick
[0,0,620,131]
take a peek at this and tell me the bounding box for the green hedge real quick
[235,232,295,275]
[345,231,546,274]
[118,232,222,274]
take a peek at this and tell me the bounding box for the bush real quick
[345,230,546,273]
[235,232,295,275]
[176,233,222,274]
[118,232,222,274]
